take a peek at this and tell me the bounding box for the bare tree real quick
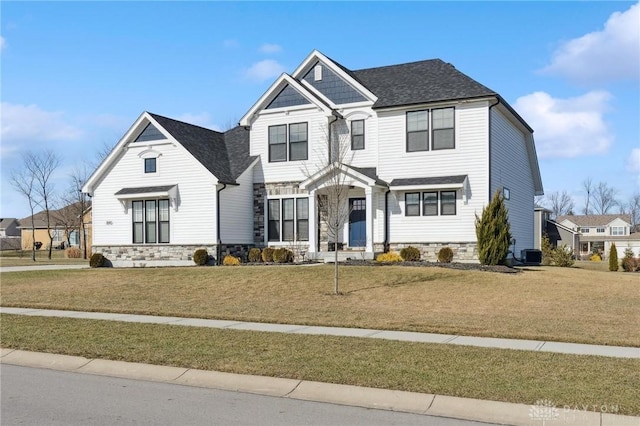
[25,150,60,259]
[10,165,38,261]
[66,163,91,259]
[582,177,594,215]
[303,117,354,295]
[592,181,618,215]
[548,190,575,219]
[619,192,640,229]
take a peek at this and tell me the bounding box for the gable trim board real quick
[88,50,544,266]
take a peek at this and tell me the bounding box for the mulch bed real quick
[342,259,521,273]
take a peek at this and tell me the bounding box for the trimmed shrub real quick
[261,247,275,262]
[621,256,638,272]
[193,249,209,266]
[89,253,106,268]
[223,255,240,266]
[590,254,602,262]
[248,248,262,263]
[437,247,454,263]
[609,243,619,271]
[273,247,293,263]
[475,190,512,265]
[65,247,82,259]
[400,246,421,261]
[376,252,402,262]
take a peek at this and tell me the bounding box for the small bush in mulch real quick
[344,259,520,274]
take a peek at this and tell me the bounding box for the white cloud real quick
[1,102,84,148]
[244,59,285,82]
[541,2,640,84]
[627,148,640,186]
[514,91,613,158]
[259,43,282,54]
[175,112,221,131]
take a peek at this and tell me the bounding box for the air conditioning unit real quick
[521,249,542,265]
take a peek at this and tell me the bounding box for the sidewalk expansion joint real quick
[535,341,546,351]
[442,336,459,343]
[282,379,303,398]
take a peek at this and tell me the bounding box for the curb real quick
[2,349,638,426]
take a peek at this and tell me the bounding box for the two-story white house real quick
[557,214,640,258]
[83,50,543,266]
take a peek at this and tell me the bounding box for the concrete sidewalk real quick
[2,307,638,359]
[1,349,637,426]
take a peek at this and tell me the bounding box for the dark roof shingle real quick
[352,59,496,109]
[389,175,468,187]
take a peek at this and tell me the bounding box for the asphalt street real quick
[1,365,496,426]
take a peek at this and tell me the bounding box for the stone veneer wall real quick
[253,183,266,244]
[94,243,256,267]
[386,242,479,263]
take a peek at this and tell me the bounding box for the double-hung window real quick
[611,227,625,236]
[351,119,365,150]
[268,125,287,162]
[144,158,157,173]
[422,192,438,216]
[269,123,308,162]
[132,199,170,244]
[267,198,309,242]
[405,193,420,216]
[406,111,429,152]
[406,108,455,152]
[404,190,457,216]
[432,107,455,150]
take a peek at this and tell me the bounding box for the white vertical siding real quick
[378,101,490,244]
[490,108,535,253]
[92,141,218,246]
[219,163,256,244]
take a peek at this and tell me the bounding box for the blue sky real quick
[1,1,639,219]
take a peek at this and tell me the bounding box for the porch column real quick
[365,188,374,253]
[308,190,317,254]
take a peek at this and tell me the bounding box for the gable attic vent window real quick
[314,64,322,81]
[135,123,167,143]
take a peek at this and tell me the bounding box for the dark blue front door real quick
[349,198,366,247]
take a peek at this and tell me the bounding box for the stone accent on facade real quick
[253,183,266,244]
[93,243,256,267]
[388,242,479,263]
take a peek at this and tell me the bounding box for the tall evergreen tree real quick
[476,190,512,265]
[609,243,619,272]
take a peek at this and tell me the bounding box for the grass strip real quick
[2,314,638,416]
[2,265,638,346]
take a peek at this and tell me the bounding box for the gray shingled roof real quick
[352,59,496,109]
[557,214,632,227]
[350,166,388,186]
[149,113,255,184]
[114,186,176,196]
[389,175,467,187]
[19,202,89,229]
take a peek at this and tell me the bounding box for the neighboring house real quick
[19,202,92,251]
[83,50,543,266]
[0,218,22,251]
[533,206,580,256]
[557,214,640,258]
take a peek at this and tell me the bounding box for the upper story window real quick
[580,228,590,233]
[269,123,308,162]
[432,107,455,150]
[144,158,157,173]
[597,228,605,233]
[406,107,456,152]
[406,111,429,152]
[351,120,365,150]
[611,226,626,236]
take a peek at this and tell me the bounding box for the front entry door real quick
[349,198,366,247]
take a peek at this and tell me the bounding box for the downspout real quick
[216,183,227,265]
[383,188,391,252]
[487,97,500,202]
[327,111,340,163]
